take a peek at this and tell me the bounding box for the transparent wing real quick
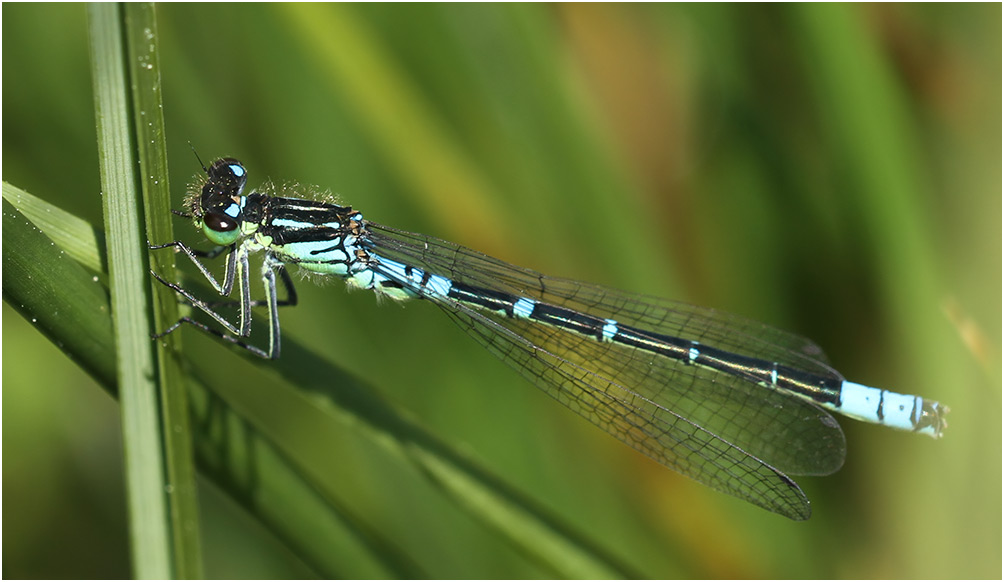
[424,287,814,520]
[368,223,846,472]
[496,306,846,476]
[366,223,849,518]
[369,224,836,371]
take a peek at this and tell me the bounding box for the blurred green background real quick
[3,3,1000,578]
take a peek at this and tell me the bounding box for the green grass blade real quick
[122,3,203,576]
[87,3,172,577]
[2,182,106,274]
[2,199,116,386]
[188,378,419,579]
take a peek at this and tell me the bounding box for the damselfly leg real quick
[150,239,297,359]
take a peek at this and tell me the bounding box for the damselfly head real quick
[186,157,250,246]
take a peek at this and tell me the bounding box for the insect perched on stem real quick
[152,157,948,520]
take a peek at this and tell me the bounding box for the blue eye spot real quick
[229,164,245,177]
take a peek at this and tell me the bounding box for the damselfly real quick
[151,157,948,520]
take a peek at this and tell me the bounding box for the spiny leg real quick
[150,241,266,357]
[150,239,251,329]
[150,239,237,296]
[150,240,248,336]
[202,265,298,310]
[261,254,284,358]
[153,316,271,359]
[150,246,285,359]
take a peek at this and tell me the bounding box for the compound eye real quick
[202,211,242,245]
[205,211,237,232]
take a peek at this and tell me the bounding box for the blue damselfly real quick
[151,157,948,520]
